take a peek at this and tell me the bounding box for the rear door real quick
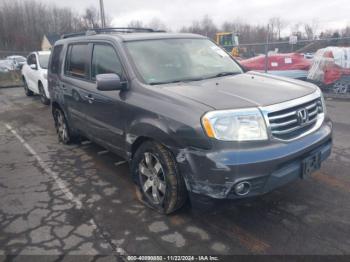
[60,43,93,134]
[48,44,63,100]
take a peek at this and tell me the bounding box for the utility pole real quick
[264,24,270,73]
[99,0,106,28]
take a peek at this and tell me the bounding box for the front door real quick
[84,43,127,155]
[27,54,39,92]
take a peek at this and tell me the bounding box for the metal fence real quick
[233,36,350,59]
[231,37,350,97]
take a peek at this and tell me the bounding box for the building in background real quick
[41,34,60,51]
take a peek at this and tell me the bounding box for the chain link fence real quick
[235,36,350,97]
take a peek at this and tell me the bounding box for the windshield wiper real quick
[149,77,204,85]
[148,73,240,85]
[199,72,241,81]
[215,72,240,77]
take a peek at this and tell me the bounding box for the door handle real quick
[84,95,95,103]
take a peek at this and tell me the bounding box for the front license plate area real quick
[302,152,321,178]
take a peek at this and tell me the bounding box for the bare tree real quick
[82,7,100,29]
[268,17,286,40]
[0,0,97,51]
[180,15,217,39]
[148,18,167,31]
[304,19,319,39]
[127,20,144,28]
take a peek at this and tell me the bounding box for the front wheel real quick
[132,141,188,214]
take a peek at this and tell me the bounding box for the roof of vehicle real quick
[56,31,206,45]
[116,32,206,41]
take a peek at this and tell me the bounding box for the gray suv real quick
[48,28,332,214]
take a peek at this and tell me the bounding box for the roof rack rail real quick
[61,27,166,39]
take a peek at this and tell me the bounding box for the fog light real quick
[234,181,251,196]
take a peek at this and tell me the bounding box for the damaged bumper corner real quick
[175,120,333,200]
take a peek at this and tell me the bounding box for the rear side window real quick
[91,44,123,79]
[65,44,89,79]
[50,45,63,74]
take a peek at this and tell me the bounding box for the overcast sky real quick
[39,0,349,34]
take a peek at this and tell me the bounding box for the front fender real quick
[126,117,183,155]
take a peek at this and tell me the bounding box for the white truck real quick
[21,51,51,105]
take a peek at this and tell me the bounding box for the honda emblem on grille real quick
[296,108,309,125]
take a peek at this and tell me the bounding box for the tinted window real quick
[91,44,123,79]
[38,53,50,69]
[50,45,63,74]
[65,44,88,79]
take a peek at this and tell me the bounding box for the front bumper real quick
[176,119,332,199]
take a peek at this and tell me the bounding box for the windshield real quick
[38,54,50,69]
[125,38,242,85]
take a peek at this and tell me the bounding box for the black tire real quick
[132,141,187,214]
[23,78,33,96]
[39,83,50,105]
[53,107,74,144]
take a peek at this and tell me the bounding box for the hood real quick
[162,71,317,110]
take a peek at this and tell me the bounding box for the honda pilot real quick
[48,28,332,214]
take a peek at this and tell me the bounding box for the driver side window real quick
[27,54,37,66]
[91,44,124,80]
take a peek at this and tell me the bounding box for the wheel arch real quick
[51,101,64,117]
[127,120,183,161]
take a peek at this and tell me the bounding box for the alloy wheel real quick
[139,152,167,205]
[56,110,68,142]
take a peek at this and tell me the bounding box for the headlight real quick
[201,108,268,141]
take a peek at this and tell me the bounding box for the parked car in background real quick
[240,53,312,80]
[0,59,16,72]
[6,55,27,70]
[21,51,51,105]
[303,53,314,60]
[308,47,350,94]
[49,28,332,214]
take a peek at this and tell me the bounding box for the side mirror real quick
[29,64,37,70]
[96,73,123,91]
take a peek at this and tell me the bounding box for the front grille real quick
[268,98,323,140]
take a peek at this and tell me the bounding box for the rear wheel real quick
[132,141,187,214]
[53,108,73,144]
[23,78,33,96]
[39,83,50,105]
